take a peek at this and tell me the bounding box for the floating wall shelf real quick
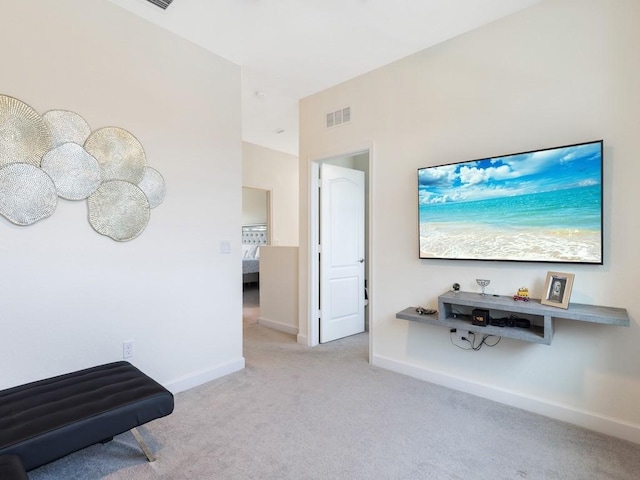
[396,291,630,345]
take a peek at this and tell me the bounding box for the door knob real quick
[359,258,365,263]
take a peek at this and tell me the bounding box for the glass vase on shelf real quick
[476,279,490,296]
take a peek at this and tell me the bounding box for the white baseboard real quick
[164,357,245,394]
[258,316,299,335]
[372,353,640,445]
[297,333,308,345]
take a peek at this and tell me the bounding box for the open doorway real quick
[242,187,271,327]
[309,149,371,351]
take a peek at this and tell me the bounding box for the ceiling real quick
[107,0,542,156]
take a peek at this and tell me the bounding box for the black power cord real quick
[450,329,501,351]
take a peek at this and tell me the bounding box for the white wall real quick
[299,0,640,442]
[258,246,299,335]
[1,0,244,392]
[242,141,299,246]
[242,187,268,226]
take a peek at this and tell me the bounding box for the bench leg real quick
[130,427,156,463]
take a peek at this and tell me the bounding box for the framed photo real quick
[541,271,575,309]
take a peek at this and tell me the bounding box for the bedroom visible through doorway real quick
[242,187,270,326]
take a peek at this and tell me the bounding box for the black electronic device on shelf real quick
[472,308,490,326]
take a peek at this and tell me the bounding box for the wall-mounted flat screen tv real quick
[418,140,603,264]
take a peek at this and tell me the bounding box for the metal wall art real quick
[43,110,91,148]
[88,180,151,242]
[138,167,166,208]
[41,143,102,200]
[85,127,146,184]
[0,163,57,225]
[0,94,165,241]
[0,95,52,167]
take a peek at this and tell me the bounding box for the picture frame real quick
[541,271,575,309]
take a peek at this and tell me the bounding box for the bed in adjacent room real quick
[242,224,267,285]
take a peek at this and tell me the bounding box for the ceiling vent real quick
[326,107,351,128]
[146,0,174,10]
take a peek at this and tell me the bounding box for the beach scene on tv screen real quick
[418,141,602,263]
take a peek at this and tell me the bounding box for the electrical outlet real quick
[123,341,134,359]
[456,329,469,341]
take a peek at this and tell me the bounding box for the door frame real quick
[307,145,373,362]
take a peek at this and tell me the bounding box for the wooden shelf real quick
[396,291,629,345]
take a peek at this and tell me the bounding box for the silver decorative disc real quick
[87,180,150,241]
[42,110,91,148]
[0,95,52,167]
[137,167,166,208]
[0,163,57,225]
[41,143,102,200]
[84,127,146,183]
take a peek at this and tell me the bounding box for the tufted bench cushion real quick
[0,361,174,471]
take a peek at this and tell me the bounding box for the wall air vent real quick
[326,107,351,128]
[146,0,174,10]
[342,106,351,123]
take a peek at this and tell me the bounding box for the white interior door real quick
[320,164,365,343]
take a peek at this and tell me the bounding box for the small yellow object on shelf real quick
[513,287,530,302]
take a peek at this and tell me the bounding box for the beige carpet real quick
[28,318,640,479]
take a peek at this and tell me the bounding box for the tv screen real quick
[418,140,603,264]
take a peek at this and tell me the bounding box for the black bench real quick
[0,454,28,480]
[0,361,174,473]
